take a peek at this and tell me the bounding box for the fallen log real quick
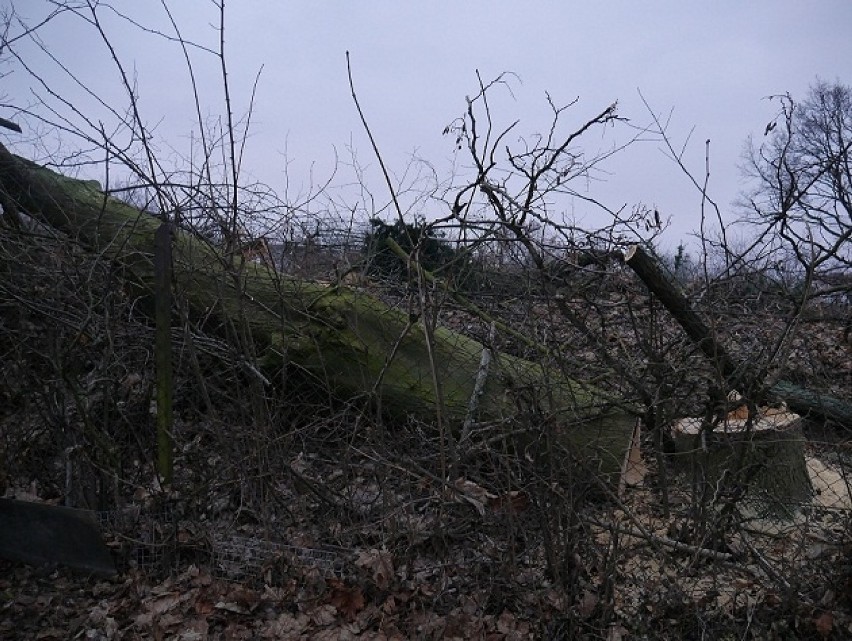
[0,144,636,478]
[769,380,852,429]
[623,244,852,428]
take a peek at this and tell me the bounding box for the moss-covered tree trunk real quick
[0,144,636,478]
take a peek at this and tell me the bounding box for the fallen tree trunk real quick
[622,244,756,391]
[0,145,636,477]
[623,244,852,428]
[769,381,852,428]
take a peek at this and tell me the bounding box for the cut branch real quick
[623,244,754,390]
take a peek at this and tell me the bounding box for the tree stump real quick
[671,404,812,517]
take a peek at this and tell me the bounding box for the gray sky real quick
[3,1,852,250]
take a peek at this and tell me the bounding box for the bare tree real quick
[744,80,852,301]
[442,74,662,268]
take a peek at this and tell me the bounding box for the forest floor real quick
[2,407,851,639]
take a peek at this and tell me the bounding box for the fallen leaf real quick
[264,612,309,638]
[606,622,628,641]
[309,604,338,627]
[355,549,395,590]
[576,590,598,618]
[214,601,248,615]
[327,580,365,621]
[487,491,529,514]
[814,611,833,639]
[381,594,397,615]
[496,611,517,634]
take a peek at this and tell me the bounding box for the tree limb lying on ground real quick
[0,143,636,478]
[623,244,852,427]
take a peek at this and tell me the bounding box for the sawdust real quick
[807,455,852,510]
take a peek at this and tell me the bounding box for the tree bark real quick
[769,381,852,429]
[622,245,756,391]
[0,145,637,478]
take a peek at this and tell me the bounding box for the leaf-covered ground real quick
[2,437,851,639]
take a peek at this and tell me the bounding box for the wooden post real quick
[154,222,174,486]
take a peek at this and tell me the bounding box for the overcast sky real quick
[3,1,852,250]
